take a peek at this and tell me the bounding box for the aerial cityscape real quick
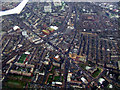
[1,1,120,89]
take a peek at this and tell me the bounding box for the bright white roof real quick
[81,77,86,82]
[13,26,20,30]
[85,66,91,70]
[55,82,62,85]
[99,78,105,84]
[25,51,30,54]
[55,55,59,58]
[22,31,28,36]
[109,84,113,88]
[50,26,58,30]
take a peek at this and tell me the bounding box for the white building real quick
[13,26,20,31]
[22,31,29,37]
[81,77,88,84]
[44,6,52,13]
[53,0,62,6]
[98,78,105,84]
[67,73,72,82]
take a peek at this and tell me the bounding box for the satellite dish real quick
[0,0,29,17]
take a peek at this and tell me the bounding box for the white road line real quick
[0,0,29,16]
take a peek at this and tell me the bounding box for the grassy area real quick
[42,30,50,34]
[8,74,31,81]
[8,81,21,86]
[17,67,23,71]
[78,63,86,70]
[10,74,23,78]
[54,76,60,81]
[4,79,25,88]
[48,28,54,32]
[92,68,102,78]
[47,75,53,84]
[3,73,32,89]
[50,66,56,73]
[18,54,27,63]
[52,66,56,71]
